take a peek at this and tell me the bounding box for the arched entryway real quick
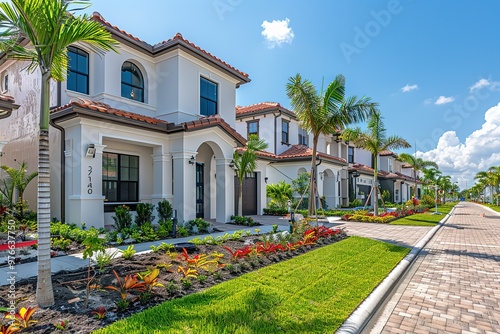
[322,169,336,210]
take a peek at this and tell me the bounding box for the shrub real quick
[230,215,259,226]
[263,207,289,215]
[420,194,435,206]
[157,199,173,222]
[50,237,72,251]
[112,205,132,232]
[349,199,363,208]
[177,226,189,237]
[186,218,210,233]
[156,219,173,238]
[135,203,155,227]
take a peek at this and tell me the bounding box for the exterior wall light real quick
[188,155,195,165]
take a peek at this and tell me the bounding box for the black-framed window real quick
[348,146,354,163]
[298,127,308,146]
[281,120,289,144]
[121,61,144,102]
[102,152,139,202]
[247,120,259,138]
[67,46,89,94]
[200,77,218,116]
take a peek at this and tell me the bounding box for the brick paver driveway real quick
[367,202,500,334]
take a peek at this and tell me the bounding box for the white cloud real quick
[424,98,433,105]
[435,96,455,105]
[261,18,294,48]
[418,102,500,189]
[401,84,418,93]
[469,78,500,93]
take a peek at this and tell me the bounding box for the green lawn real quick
[481,203,500,212]
[95,237,409,334]
[390,203,456,226]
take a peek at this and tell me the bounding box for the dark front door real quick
[234,173,257,215]
[196,163,204,218]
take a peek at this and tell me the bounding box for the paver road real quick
[368,202,500,334]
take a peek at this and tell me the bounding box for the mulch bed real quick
[0,232,347,334]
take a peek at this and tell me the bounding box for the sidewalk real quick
[0,216,289,285]
[365,202,500,333]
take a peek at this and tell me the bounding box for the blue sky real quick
[84,1,500,190]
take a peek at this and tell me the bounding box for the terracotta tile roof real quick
[379,150,397,156]
[236,102,295,118]
[92,13,248,82]
[51,98,168,125]
[402,163,413,168]
[183,115,246,145]
[278,145,346,163]
[349,163,375,174]
[236,102,281,115]
[162,33,248,79]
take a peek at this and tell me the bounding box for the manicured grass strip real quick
[95,237,409,334]
[390,203,456,226]
[482,203,500,213]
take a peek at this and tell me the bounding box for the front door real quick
[196,162,204,218]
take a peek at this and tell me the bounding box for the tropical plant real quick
[120,245,136,260]
[156,198,173,222]
[0,0,118,306]
[0,324,20,334]
[286,73,376,216]
[91,306,107,320]
[398,154,438,199]
[233,134,268,215]
[81,233,106,308]
[266,181,292,210]
[5,306,37,328]
[104,270,147,301]
[0,162,37,214]
[138,268,164,292]
[342,110,410,216]
[134,203,155,227]
[112,205,132,232]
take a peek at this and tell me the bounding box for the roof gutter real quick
[49,117,65,223]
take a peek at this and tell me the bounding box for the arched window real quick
[67,46,89,94]
[121,61,144,102]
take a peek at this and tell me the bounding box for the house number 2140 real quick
[87,166,93,194]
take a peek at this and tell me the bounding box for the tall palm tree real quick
[233,134,268,216]
[398,153,438,199]
[286,73,376,216]
[342,110,410,216]
[437,175,452,204]
[474,169,495,204]
[422,167,441,211]
[0,0,117,307]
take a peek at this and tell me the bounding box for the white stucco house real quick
[0,13,423,229]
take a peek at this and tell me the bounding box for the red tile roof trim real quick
[236,145,347,164]
[92,13,248,80]
[183,115,247,145]
[51,98,168,125]
[236,102,282,115]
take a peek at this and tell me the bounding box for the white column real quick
[151,152,173,209]
[215,158,234,223]
[172,152,197,224]
[68,143,106,229]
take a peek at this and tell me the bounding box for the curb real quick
[336,206,456,334]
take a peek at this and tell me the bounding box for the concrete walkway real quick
[366,202,500,334]
[0,218,289,285]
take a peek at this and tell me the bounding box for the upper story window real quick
[281,120,289,144]
[102,152,139,202]
[388,159,393,172]
[247,120,259,138]
[121,61,144,102]
[200,77,218,116]
[298,127,308,146]
[348,146,354,163]
[67,46,89,94]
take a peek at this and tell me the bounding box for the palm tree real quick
[266,181,292,210]
[233,134,268,216]
[422,167,441,212]
[0,0,117,307]
[342,110,410,216]
[1,161,38,215]
[286,73,376,216]
[474,170,495,204]
[398,154,438,199]
[437,175,452,204]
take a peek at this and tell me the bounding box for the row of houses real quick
[0,13,421,229]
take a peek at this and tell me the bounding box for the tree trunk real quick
[308,139,318,216]
[238,179,243,216]
[373,157,379,217]
[36,72,54,307]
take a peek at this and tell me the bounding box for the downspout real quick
[273,110,281,154]
[50,82,65,222]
